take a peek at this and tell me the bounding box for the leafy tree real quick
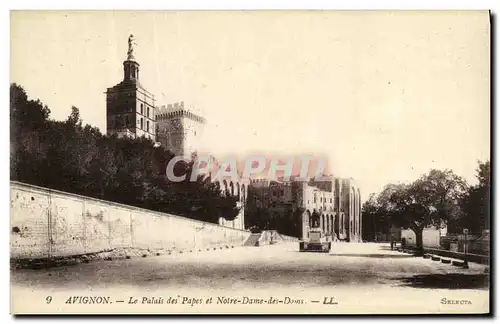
[245,206,271,231]
[361,185,404,242]
[362,194,387,241]
[388,169,468,254]
[171,161,243,223]
[10,83,50,134]
[477,161,491,188]
[10,83,51,185]
[459,161,490,234]
[244,186,302,237]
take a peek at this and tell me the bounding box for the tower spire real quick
[123,34,140,82]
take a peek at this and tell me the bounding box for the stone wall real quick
[10,182,251,259]
[400,228,442,248]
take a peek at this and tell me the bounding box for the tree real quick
[158,161,242,223]
[388,169,468,254]
[10,83,51,184]
[191,174,242,223]
[476,160,491,188]
[10,83,50,134]
[361,185,404,242]
[244,206,271,231]
[362,194,385,241]
[460,160,490,234]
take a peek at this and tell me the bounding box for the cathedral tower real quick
[106,35,156,140]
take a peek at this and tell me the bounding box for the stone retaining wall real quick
[10,181,251,260]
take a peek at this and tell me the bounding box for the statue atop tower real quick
[127,34,137,61]
[122,34,140,82]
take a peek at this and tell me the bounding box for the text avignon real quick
[65,296,111,304]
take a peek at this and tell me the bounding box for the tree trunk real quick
[415,228,424,256]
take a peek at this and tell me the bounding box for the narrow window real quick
[140,118,143,130]
[140,103,144,115]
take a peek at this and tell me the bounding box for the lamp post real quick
[463,228,469,254]
[463,228,469,269]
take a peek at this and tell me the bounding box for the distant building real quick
[400,225,447,248]
[201,156,248,230]
[247,177,362,242]
[215,177,249,231]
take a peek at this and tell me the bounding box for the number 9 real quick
[46,296,52,304]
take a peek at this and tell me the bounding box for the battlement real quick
[156,101,206,124]
[269,180,292,187]
[250,179,271,185]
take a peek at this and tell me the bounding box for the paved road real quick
[11,242,490,314]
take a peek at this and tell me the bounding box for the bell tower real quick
[106,35,156,140]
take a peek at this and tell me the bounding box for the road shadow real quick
[11,259,384,289]
[394,273,490,290]
[327,253,416,259]
[378,246,401,251]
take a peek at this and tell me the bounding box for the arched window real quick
[140,117,143,130]
[236,183,241,200]
[223,180,229,196]
[241,184,246,203]
[230,182,234,196]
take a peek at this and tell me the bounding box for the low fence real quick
[423,247,489,265]
[440,234,490,255]
[404,246,489,265]
[10,181,251,260]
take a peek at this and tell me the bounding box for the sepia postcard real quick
[9,10,490,315]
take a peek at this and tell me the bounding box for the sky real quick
[10,11,490,201]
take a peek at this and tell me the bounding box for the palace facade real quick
[247,177,362,242]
